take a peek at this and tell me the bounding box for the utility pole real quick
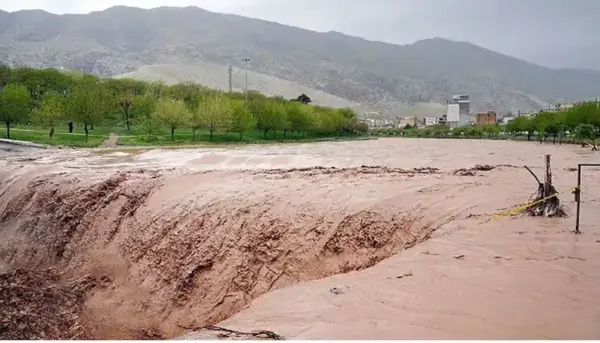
[242,58,251,105]
[227,65,233,93]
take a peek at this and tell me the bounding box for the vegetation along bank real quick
[0,65,367,147]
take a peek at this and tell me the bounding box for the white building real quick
[501,116,516,125]
[446,103,460,126]
[423,117,439,126]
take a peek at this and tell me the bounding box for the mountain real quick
[2,6,600,115]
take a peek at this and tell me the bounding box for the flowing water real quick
[1,138,599,339]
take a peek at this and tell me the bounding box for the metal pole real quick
[575,164,582,234]
[227,65,233,93]
[242,58,250,105]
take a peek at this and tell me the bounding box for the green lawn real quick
[3,124,366,148]
[1,125,108,147]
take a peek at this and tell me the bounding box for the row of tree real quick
[0,65,365,141]
[505,102,600,144]
[373,101,599,145]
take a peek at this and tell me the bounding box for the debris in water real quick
[494,256,513,260]
[0,268,96,340]
[524,156,567,218]
[330,287,346,295]
[453,254,466,260]
[178,324,284,340]
[397,272,413,279]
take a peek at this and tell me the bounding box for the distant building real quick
[422,117,440,126]
[397,116,417,128]
[445,103,460,127]
[544,102,575,113]
[476,111,497,126]
[453,94,470,118]
[501,116,516,125]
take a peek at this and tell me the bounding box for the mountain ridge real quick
[1,5,600,115]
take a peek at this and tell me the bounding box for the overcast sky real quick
[2,0,599,70]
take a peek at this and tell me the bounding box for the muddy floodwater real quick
[1,138,599,339]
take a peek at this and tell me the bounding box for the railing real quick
[574,163,600,234]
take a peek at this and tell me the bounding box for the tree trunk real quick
[171,127,175,140]
[90,123,94,130]
[552,134,557,145]
[239,132,244,140]
[284,129,288,138]
[544,155,552,199]
[5,121,10,139]
[192,128,196,141]
[125,110,131,131]
[49,127,54,138]
[210,129,214,141]
[525,155,566,218]
[272,130,276,139]
[264,130,268,139]
[527,132,532,141]
[84,124,89,142]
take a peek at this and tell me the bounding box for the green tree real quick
[134,92,159,138]
[32,91,65,138]
[120,94,134,130]
[574,123,598,146]
[315,106,337,134]
[482,124,500,138]
[148,81,167,100]
[0,83,31,139]
[286,102,312,136]
[229,100,255,139]
[337,108,358,133]
[154,98,190,140]
[517,116,536,141]
[255,101,286,139]
[355,122,369,134]
[197,95,233,141]
[66,76,112,141]
[0,64,13,89]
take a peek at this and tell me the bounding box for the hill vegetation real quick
[0,65,365,146]
[114,62,364,111]
[2,6,600,115]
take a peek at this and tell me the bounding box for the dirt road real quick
[0,138,599,339]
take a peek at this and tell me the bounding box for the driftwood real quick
[582,140,599,151]
[524,155,567,217]
[178,324,285,340]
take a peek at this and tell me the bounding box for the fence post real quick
[544,155,552,198]
[575,164,582,234]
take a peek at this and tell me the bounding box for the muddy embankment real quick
[0,162,465,339]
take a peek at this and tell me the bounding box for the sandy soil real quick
[0,138,599,339]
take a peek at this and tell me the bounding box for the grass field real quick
[1,124,366,148]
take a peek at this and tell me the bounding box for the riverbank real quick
[2,126,372,148]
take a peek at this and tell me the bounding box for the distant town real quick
[359,94,578,129]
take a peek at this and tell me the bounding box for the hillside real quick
[2,6,600,114]
[115,62,363,111]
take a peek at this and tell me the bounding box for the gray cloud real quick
[2,0,599,70]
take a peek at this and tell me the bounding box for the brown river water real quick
[0,138,599,339]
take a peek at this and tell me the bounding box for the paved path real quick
[99,133,120,148]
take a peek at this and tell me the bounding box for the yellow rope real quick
[481,186,579,224]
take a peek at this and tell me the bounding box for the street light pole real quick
[227,65,233,93]
[242,58,251,105]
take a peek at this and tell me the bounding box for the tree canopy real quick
[0,64,363,143]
